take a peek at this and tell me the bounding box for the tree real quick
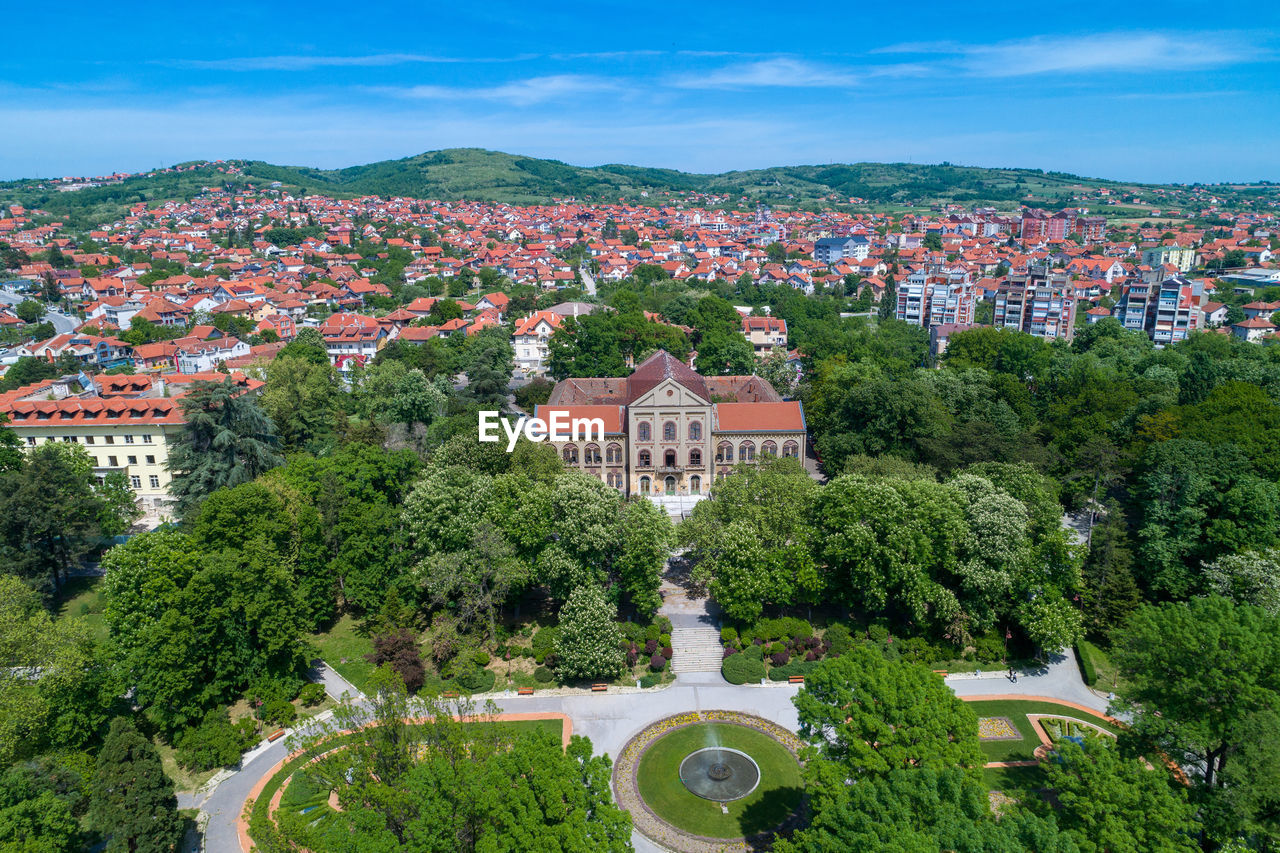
[89,718,183,853]
[261,355,339,451]
[614,499,674,617]
[755,347,797,397]
[167,378,284,518]
[1204,548,1280,615]
[554,585,626,681]
[13,299,43,324]
[1112,595,1280,844]
[794,648,985,776]
[366,628,426,694]
[278,327,329,364]
[694,331,755,376]
[417,523,528,639]
[0,442,133,594]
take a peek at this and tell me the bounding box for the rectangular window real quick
[127,455,137,465]
[104,436,114,444]
[146,455,155,465]
[108,456,118,467]
[149,475,160,489]
[142,434,152,443]
[63,435,75,443]
[85,436,95,445]
[124,435,135,444]
[129,475,141,489]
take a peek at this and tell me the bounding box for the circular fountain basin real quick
[678,746,761,802]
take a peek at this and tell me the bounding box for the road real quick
[198,649,1105,853]
[0,290,77,334]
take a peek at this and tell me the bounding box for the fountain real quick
[678,747,761,803]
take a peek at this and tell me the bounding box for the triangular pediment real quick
[628,376,710,408]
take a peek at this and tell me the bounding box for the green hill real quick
[1,147,1258,228]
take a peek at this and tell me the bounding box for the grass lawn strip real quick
[636,723,802,839]
[966,699,1121,763]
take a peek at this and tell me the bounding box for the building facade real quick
[994,267,1078,341]
[896,267,975,328]
[539,351,806,497]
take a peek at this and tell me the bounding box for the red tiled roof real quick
[533,404,625,435]
[715,401,805,432]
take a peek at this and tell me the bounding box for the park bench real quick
[267,729,285,742]
[517,687,534,696]
[442,691,459,699]
[591,683,608,692]
[788,676,804,684]
[932,670,948,676]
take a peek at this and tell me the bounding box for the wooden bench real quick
[932,670,948,676]
[442,691,459,699]
[591,683,608,692]
[788,676,805,684]
[517,687,534,696]
[267,729,286,742]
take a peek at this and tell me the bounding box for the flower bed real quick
[977,717,1021,741]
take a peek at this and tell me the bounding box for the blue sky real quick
[2,0,1277,182]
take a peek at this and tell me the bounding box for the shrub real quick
[722,654,766,685]
[493,644,508,658]
[767,642,785,656]
[533,666,554,684]
[767,660,819,682]
[658,634,671,650]
[456,666,496,693]
[626,644,639,667]
[720,627,739,646]
[534,651,546,665]
[645,624,661,642]
[531,626,560,652]
[823,623,854,656]
[1076,644,1099,685]
[473,651,491,667]
[620,622,646,644]
[662,646,673,660]
[723,647,738,659]
[748,617,813,644]
[770,651,790,667]
[521,647,534,658]
[656,616,673,635]
[973,634,1006,664]
[649,653,666,672]
[297,683,326,707]
[258,698,296,727]
[644,639,658,655]
[805,650,817,662]
[743,643,765,661]
[868,623,889,643]
[174,711,258,771]
[638,673,662,689]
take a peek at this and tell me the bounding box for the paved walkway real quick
[311,659,365,702]
[661,577,723,674]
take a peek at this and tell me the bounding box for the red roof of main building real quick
[714,401,805,432]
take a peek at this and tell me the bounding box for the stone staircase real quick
[669,621,725,673]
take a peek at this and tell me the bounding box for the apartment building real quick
[1141,245,1197,273]
[512,310,563,374]
[0,372,260,512]
[994,267,1078,341]
[1114,275,1205,343]
[896,267,975,328]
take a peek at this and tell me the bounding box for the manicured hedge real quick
[722,654,766,685]
[1075,643,1099,686]
[767,660,819,682]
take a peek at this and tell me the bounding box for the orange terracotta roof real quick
[714,401,805,432]
[534,404,625,435]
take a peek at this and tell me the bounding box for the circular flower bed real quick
[613,711,805,853]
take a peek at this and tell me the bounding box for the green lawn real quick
[982,764,1046,794]
[636,723,802,840]
[1076,639,1129,696]
[969,699,1121,763]
[309,615,377,694]
[53,576,109,643]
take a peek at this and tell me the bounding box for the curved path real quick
[201,653,1106,853]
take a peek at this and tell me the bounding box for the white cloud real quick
[378,75,619,104]
[166,53,505,71]
[875,32,1255,77]
[669,58,859,89]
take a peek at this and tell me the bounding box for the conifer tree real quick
[90,718,183,853]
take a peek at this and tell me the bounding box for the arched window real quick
[782,441,799,458]
[638,449,651,467]
[689,421,702,441]
[690,475,701,494]
[585,443,601,465]
[740,441,755,461]
[689,448,702,466]
[637,422,651,441]
[664,449,677,468]
[606,443,622,464]
[562,444,578,464]
[639,476,651,495]
[663,421,677,441]
[717,441,733,463]
[664,476,677,495]
[761,441,777,457]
